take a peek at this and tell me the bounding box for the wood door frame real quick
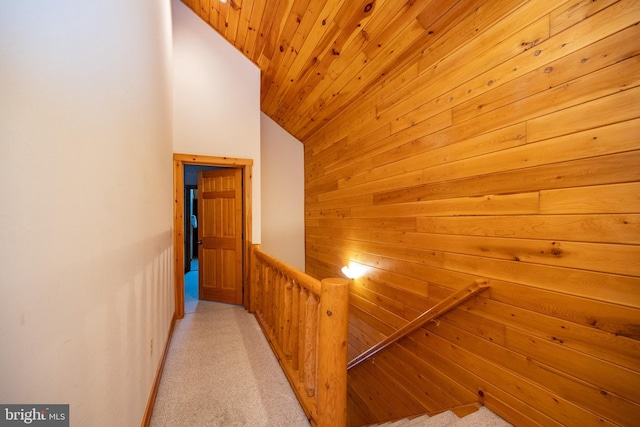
[173,153,253,319]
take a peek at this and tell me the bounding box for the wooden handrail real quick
[252,246,322,296]
[347,279,489,370]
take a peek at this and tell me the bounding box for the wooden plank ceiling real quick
[181,0,461,142]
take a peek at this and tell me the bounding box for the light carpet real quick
[150,300,310,426]
[369,406,513,426]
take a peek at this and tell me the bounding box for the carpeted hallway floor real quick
[150,263,310,427]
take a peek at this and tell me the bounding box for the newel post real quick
[316,277,349,427]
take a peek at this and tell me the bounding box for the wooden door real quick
[198,168,243,305]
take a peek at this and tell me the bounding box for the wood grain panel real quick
[505,327,640,404]
[413,325,613,426]
[466,297,640,372]
[437,251,640,307]
[347,360,399,422]
[350,192,540,218]
[371,347,448,411]
[348,309,384,357]
[550,0,622,36]
[451,23,640,125]
[400,15,550,122]
[540,182,640,214]
[387,343,473,407]
[303,1,640,424]
[432,317,640,426]
[373,230,640,276]
[415,118,640,187]
[417,213,640,244]
[364,123,527,185]
[379,0,535,117]
[234,0,254,53]
[528,86,640,142]
[374,151,640,205]
[399,334,562,427]
[182,0,640,424]
[479,279,640,339]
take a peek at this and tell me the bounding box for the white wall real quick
[260,113,306,270]
[172,0,261,242]
[0,1,174,426]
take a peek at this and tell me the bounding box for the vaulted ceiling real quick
[180,0,464,141]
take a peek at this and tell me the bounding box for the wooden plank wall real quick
[304,1,640,426]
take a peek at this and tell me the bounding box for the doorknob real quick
[197,240,203,245]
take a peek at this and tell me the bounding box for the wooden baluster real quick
[255,251,263,313]
[256,260,264,317]
[265,265,273,331]
[271,267,278,335]
[303,291,318,397]
[259,263,266,322]
[283,277,293,358]
[282,276,288,348]
[298,287,309,383]
[271,267,280,336]
[248,249,258,313]
[270,267,278,334]
[274,270,282,341]
[316,278,349,427]
[257,259,265,315]
[247,247,252,311]
[260,262,269,320]
[290,281,300,369]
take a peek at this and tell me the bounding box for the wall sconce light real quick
[220,0,227,3]
[341,261,366,279]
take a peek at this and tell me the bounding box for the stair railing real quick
[249,244,349,427]
[347,279,489,370]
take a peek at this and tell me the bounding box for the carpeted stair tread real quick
[406,415,431,426]
[420,410,460,426]
[449,406,513,426]
[368,406,513,427]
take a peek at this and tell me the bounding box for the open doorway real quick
[183,166,217,314]
[173,154,254,319]
[184,184,198,314]
[184,185,197,273]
